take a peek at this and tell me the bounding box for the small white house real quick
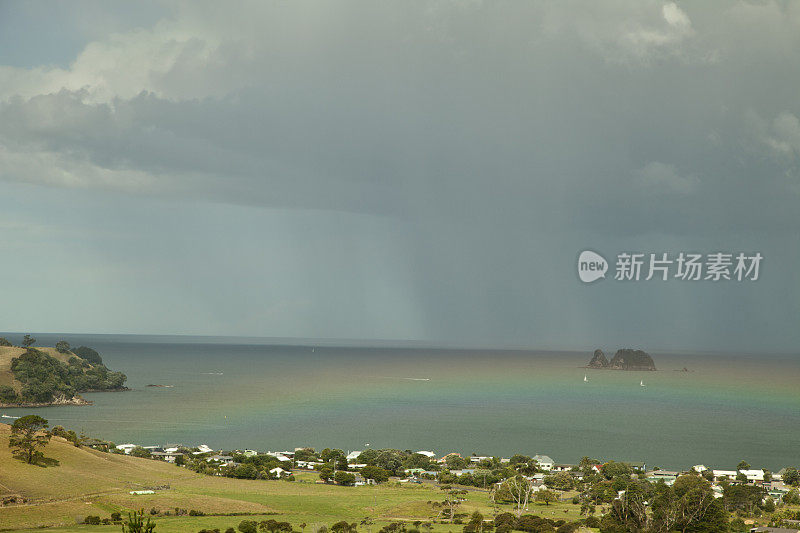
[116,444,137,454]
[739,469,765,483]
[270,467,290,478]
[713,470,737,481]
[532,455,554,471]
[196,444,214,454]
[416,450,436,458]
[692,465,708,473]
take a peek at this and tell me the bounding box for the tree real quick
[783,467,800,486]
[496,476,535,517]
[8,414,51,464]
[601,461,632,480]
[783,488,800,505]
[319,466,334,482]
[55,340,71,353]
[130,446,152,458]
[361,465,390,483]
[72,346,103,365]
[493,512,515,533]
[334,471,356,486]
[330,522,357,533]
[544,472,574,491]
[737,460,751,470]
[22,334,36,348]
[536,489,557,506]
[463,511,485,533]
[0,385,18,403]
[122,510,156,533]
[239,521,258,533]
[0,337,11,346]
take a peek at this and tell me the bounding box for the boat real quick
[640,380,645,387]
[583,374,588,382]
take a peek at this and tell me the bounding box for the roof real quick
[415,450,435,457]
[532,455,554,463]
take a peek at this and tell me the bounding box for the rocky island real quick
[0,336,127,408]
[587,348,657,371]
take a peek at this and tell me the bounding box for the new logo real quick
[578,250,608,283]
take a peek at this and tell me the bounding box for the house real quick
[243,449,258,457]
[469,456,492,463]
[551,464,575,472]
[207,455,235,465]
[269,467,290,478]
[296,460,324,469]
[438,452,462,464]
[151,451,184,463]
[749,528,799,533]
[532,455,554,471]
[346,451,362,462]
[713,470,738,482]
[692,465,708,473]
[194,444,214,454]
[265,452,292,462]
[415,450,436,458]
[740,469,765,483]
[405,468,426,476]
[647,470,679,485]
[116,444,137,454]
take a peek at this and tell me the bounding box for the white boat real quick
[583,374,588,382]
[640,380,645,387]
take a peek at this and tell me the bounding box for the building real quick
[416,450,436,458]
[115,444,137,454]
[346,451,362,462]
[713,470,738,482]
[269,467,291,478]
[532,455,554,471]
[151,451,184,463]
[740,469,766,484]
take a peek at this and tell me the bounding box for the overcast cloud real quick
[0,0,798,352]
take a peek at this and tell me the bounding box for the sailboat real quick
[583,374,588,382]
[640,380,645,387]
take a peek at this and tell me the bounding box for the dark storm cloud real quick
[0,1,798,350]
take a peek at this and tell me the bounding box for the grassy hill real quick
[0,424,586,533]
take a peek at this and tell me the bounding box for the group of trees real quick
[2,345,124,404]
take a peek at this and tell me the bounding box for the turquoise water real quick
[2,334,798,471]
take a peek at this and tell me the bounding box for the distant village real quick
[104,439,799,505]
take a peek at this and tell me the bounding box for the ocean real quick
[2,333,798,471]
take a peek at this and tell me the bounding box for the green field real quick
[0,424,585,533]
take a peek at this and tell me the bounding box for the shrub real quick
[239,520,259,533]
[84,515,101,525]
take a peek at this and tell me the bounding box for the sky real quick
[0,0,799,352]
